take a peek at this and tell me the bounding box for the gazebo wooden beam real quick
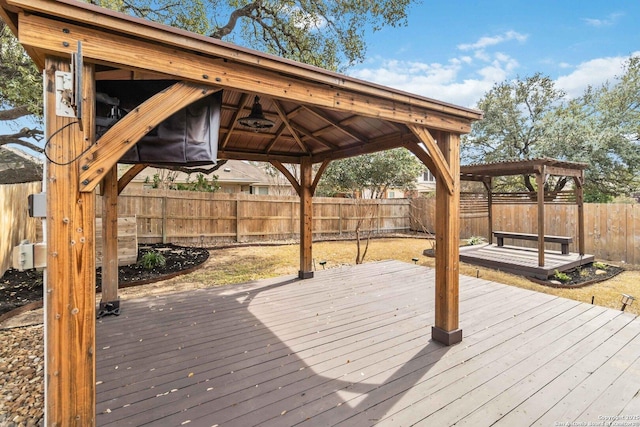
[18,13,474,134]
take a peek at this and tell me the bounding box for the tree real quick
[461,73,566,193]
[316,148,424,198]
[462,60,640,200]
[0,20,44,153]
[316,148,423,264]
[539,56,640,200]
[1,0,418,154]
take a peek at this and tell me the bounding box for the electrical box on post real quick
[12,241,47,271]
[55,71,75,118]
[28,193,47,218]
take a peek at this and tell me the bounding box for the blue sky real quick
[3,0,639,154]
[348,0,640,108]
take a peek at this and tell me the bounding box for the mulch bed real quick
[0,244,209,317]
[529,262,625,288]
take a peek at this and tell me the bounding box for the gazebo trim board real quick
[0,0,483,424]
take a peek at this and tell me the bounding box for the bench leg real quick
[561,243,569,255]
[497,237,504,247]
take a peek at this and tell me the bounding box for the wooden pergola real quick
[460,157,588,266]
[0,0,482,424]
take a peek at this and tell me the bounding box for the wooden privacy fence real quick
[410,198,640,265]
[97,189,412,246]
[0,182,42,277]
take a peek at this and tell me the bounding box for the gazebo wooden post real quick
[536,168,546,267]
[299,157,314,279]
[574,173,585,255]
[432,132,462,346]
[98,165,120,316]
[44,57,96,425]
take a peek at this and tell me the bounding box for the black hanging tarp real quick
[96,80,220,166]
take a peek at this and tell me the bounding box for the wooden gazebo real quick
[0,0,482,424]
[460,158,590,271]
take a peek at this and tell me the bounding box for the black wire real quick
[43,120,94,166]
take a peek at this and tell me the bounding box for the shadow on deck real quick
[96,260,639,426]
[460,243,595,279]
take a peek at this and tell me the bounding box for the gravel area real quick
[0,324,44,427]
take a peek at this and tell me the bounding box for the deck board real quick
[95,260,639,426]
[460,243,595,279]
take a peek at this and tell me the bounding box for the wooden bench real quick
[493,231,573,255]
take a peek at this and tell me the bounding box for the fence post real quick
[236,198,241,243]
[161,195,168,244]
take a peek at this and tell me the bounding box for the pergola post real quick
[44,57,96,425]
[536,168,546,267]
[432,132,462,346]
[98,165,120,316]
[574,174,585,255]
[299,157,314,279]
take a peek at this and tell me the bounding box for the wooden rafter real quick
[221,93,251,149]
[264,124,288,153]
[311,131,413,163]
[78,82,217,192]
[301,106,368,143]
[290,123,340,150]
[272,100,309,153]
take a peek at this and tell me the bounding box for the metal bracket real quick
[97,300,121,319]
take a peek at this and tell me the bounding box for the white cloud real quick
[457,30,528,51]
[555,53,639,98]
[349,51,518,107]
[583,12,623,27]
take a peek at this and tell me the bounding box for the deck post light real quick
[620,294,635,311]
[237,96,274,129]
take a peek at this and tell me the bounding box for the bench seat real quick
[493,231,573,254]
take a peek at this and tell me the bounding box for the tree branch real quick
[0,127,44,153]
[0,105,31,121]
[210,2,260,39]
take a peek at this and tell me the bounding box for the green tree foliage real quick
[462,58,640,200]
[0,21,44,152]
[316,148,424,198]
[540,56,640,200]
[461,73,566,193]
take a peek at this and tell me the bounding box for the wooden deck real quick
[96,261,640,427]
[460,244,595,279]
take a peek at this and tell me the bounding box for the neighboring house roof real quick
[0,146,43,184]
[123,160,275,186]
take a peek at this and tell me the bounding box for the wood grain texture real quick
[44,57,96,426]
[93,261,640,427]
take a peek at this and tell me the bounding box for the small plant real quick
[467,236,484,246]
[553,269,571,282]
[593,261,608,270]
[139,250,166,270]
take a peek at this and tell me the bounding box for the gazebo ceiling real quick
[1,0,482,166]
